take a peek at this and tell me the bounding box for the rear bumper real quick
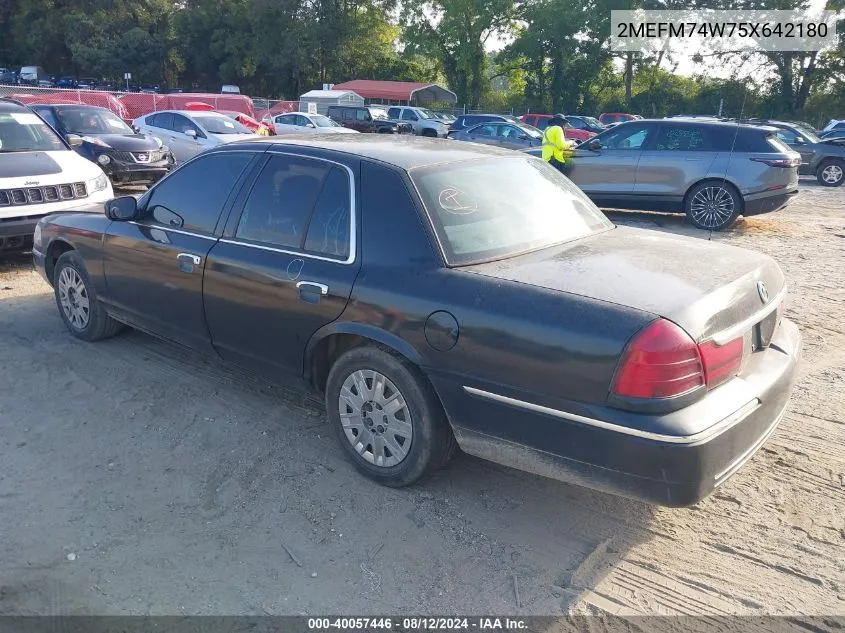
[743,188,799,216]
[435,319,801,506]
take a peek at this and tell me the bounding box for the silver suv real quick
[386,106,449,138]
[528,119,800,230]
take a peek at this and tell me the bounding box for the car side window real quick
[34,107,60,130]
[144,152,252,234]
[402,110,418,121]
[498,125,522,138]
[172,114,201,136]
[599,124,651,150]
[356,109,370,122]
[152,112,174,131]
[535,118,549,130]
[652,125,711,151]
[235,155,331,249]
[276,114,292,125]
[388,108,400,119]
[342,109,355,121]
[303,167,352,259]
[473,124,498,137]
[775,129,800,144]
[568,118,586,129]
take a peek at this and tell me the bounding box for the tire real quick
[53,250,124,342]
[422,128,438,138]
[325,345,457,487]
[684,180,742,231]
[816,159,844,186]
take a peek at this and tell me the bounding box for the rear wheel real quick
[422,128,438,137]
[325,345,457,487]
[816,159,844,186]
[684,181,741,231]
[53,251,124,341]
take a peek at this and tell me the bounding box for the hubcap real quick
[58,267,90,330]
[338,370,413,468]
[822,164,842,183]
[690,186,735,228]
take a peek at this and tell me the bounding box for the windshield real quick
[370,108,390,120]
[195,115,251,134]
[417,108,439,120]
[582,116,604,129]
[0,111,67,152]
[57,107,134,135]
[312,115,340,128]
[800,128,821,143]
[411,157,612,265]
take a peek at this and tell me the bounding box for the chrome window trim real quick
[221,149,356,265]
[463,386,760,445]
[127,221,217,241]
[706,285,787,345]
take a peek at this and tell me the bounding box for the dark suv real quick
[326,105,412,134]
[740,118,845,186]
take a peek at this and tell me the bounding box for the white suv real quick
[386,106,449,137]
[1,100,113,250]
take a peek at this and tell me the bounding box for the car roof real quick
[0,100,31,113]
[34,103,111,112]
[627,118,780,132]
[221,135,521,170]
[150,110,228,117]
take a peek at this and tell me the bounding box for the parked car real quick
[436,112,456,124]
[327,105,412,134]
[520,114,595,142]
[525,119,799,230]
[55,76,78,89]
[599,113,641,126]
[451,120,543,150]
[820,119,845,134]
[385,106,449,137]
[268,112,359,136]
[448,113,520,135]
[132,109,255,163]
[0,68,17,84]
[819,128,845,141]
[19,65,49,86]
[32,135,801,506]
[741,118,845,187]
[0,99,113,250]
[566,115,606,134]
[30,104,174,187]
[77,77,98,90]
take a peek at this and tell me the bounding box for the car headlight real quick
[89,173,109,193]
[82,136,111,148]
[97,154,111,165]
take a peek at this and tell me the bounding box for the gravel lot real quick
[0,181,843,618]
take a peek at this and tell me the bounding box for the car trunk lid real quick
[464,226,785,343]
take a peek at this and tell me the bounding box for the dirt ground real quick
[0,180,843,619]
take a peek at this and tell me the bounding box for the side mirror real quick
[588,139,602,151]
[306,123,315,128]
[105,196,138,221]
[519,134,530,141]
[184,129,197,138]
[131,125,140,134]
[67,134,83,148]
[792,136,805,145]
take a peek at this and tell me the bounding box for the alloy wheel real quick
[822,164,843,184]
[338,369,413,468]
[58,267,90,330]
[689,186,736,229]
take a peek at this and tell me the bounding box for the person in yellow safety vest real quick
[541,113,576,176]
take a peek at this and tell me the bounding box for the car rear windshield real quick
[0,110,66,152]
[194,115,250,134]
[410,156,613,266]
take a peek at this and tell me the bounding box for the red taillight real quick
[750,157,800,168]
[698,337,743,388]
[612,320,705,399]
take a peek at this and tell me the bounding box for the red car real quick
[598,113,642,126]
[521,113,596,142]
[220,110,273,136]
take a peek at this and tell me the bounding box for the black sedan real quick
[30,104,175,186]
[32,136,801,506]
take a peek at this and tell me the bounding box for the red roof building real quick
[331,80,457,105]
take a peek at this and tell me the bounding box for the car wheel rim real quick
[338,369,413,468]
[690,186,735,228]
[58,267,90,330]
[822,164,842,183]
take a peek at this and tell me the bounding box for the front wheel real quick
[816,159,844,186]
[684,181,741,230]
[325,346,457,487]
[53,251,124,341]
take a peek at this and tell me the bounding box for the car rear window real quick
[410,157,612,266]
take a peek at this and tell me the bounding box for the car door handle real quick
[177,252,201,273]
[296,281,329,296]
